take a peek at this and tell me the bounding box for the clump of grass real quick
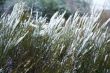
[0,2,110,73]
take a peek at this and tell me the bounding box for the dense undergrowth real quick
[0,2,110,73]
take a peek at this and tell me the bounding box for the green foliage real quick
[0,2,110,73]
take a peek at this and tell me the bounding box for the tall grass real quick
[0,2,110,73]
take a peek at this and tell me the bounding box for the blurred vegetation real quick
[32,0,91,20]
[0,2,110,73]
[0,0,6,15]
[0,0,91,20]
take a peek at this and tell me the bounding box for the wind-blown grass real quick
[0,2,110,73]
